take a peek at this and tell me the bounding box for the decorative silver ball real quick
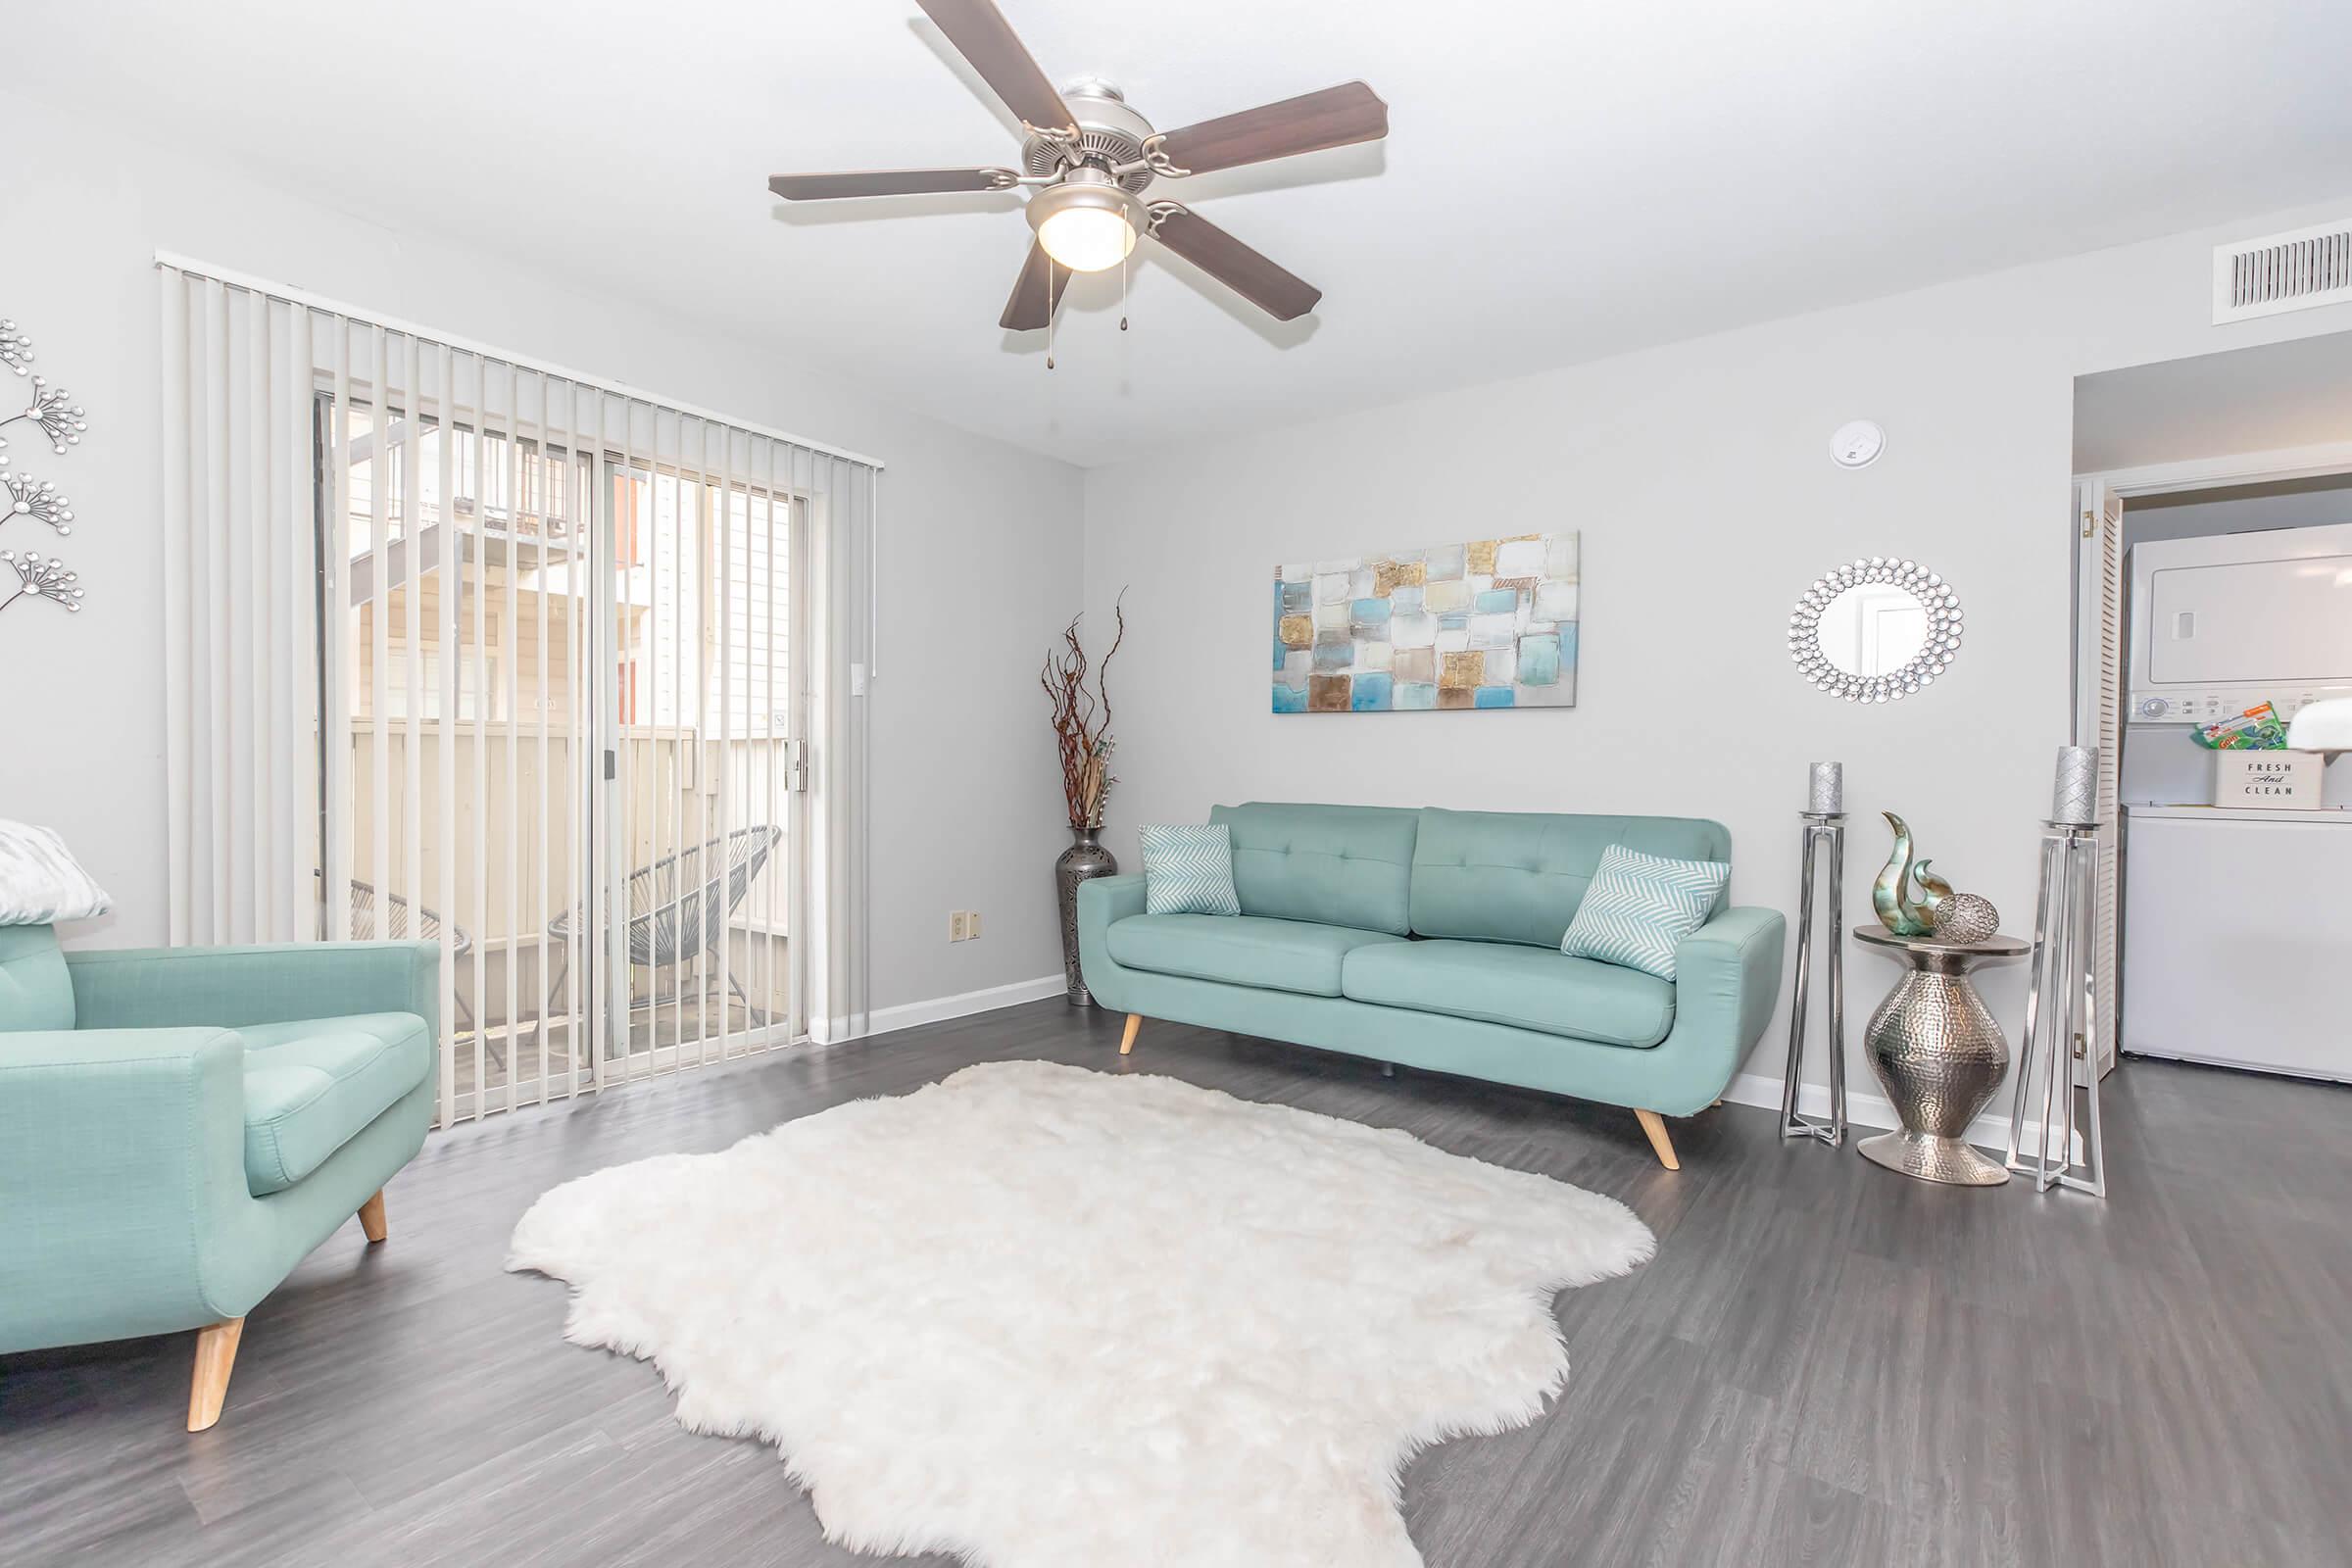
[1932,892,2000,945]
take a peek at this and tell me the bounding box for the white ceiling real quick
[20,0,2352,466]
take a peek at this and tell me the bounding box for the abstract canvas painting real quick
[1273,533,1579,712]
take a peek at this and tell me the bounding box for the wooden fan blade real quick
[1149,81,1388,176]
[768,168,1017,200]
[1000,238,1073,331]
[915,0,1076,133]
[1150,207,1321,320]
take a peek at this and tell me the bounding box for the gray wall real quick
[1081,196,2352,1100]
[10,79,2351,1057]
[2074,328,2352,471]
[0,90,1085,1014]
[2122,479,2352,547]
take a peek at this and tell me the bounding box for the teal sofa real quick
[0,924,437,1429]
[1078,804,1786,1168]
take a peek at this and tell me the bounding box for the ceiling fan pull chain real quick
[1047,265,1056,369]
[1120,248,1130,332]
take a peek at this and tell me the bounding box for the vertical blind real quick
[159,258,880,1124]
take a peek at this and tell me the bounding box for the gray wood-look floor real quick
[5,1003,2347,1567]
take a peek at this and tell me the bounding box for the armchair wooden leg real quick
[1635,1109,1681,1171]
[187,1317,245,1433]
[358,1189,388,1244]
[1119,1013,1143,1055]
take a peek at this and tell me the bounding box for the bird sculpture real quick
[1873,812,1936,937]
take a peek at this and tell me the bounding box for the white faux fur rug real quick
[508,1060,1654,1567]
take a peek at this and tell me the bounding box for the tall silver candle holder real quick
[2004,746,2107,1197]
[1781,762,1848,1147]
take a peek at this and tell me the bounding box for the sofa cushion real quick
[1340,939,1676,1049]
[1106,913,1409,998]
[1409,807,1733,948]
[1209,802,1421,936]
[0,924,72,1033]
[239,1011,432,1197]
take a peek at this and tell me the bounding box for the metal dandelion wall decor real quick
[2,473,74,536]
[0,550,83,613]
[0,318,90,618]
[22,379,86,455]
[0,319,32,378]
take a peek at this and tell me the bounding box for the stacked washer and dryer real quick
[2119,520,2352,1081]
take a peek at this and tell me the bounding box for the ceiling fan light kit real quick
[1027,168,1144,273]
[765,0,1388,363]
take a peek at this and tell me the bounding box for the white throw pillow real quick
[0,819,113,926]
[1559,844,1730,981]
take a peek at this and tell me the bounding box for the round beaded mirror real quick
[1788,558,1963,702]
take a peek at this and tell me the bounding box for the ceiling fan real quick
[766,0,1388,338]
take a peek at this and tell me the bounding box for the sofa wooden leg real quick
[1119,1013,1143,1055]
[1635,1109,1681,1171]
[187,1317,245,1432]
[358,1189,388,1244]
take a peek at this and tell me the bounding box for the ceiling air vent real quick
[2213,219,2352,323]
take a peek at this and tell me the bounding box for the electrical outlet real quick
[967,911,982,939]
[949,910,967,942]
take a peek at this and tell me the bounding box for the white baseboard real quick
[1724,1071,2086,1165]
[807,990,2088,1167]
[815,973,1065,1046]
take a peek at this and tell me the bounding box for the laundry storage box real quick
[2213,750,2321,808]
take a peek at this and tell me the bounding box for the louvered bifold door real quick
[2076,480,2124,1078]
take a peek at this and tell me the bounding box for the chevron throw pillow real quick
[1140,823,1242,916]
[1559,844,1731,981]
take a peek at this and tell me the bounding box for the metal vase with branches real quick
[1041,590,1125,829]
[1044,590,1126,1005]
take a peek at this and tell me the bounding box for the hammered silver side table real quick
[1851,926,2028,1186]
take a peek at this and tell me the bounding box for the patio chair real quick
[543,824,781,1032]
[348,879,475,1032]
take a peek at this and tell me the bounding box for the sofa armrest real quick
[1076,875,1148,1006]
[1652,905,1788,1114]
[66,940,440,1041]
[0,1026,258,1347]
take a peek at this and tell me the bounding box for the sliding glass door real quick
[601,451,807,1079]
[329,389,595,1116]
[324,386,807,1119]
[157,264,861,1126]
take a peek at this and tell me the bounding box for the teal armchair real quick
[0,924,437,1429]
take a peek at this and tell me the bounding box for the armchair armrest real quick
[1652,905,1788,1114]
[66,940,440,1041]
[0,1026,259,1347]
